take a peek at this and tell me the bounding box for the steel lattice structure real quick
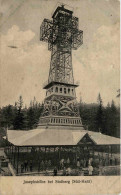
[40,5,83,85]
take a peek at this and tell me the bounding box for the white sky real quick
[0,0,120,107]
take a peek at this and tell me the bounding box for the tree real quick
[79,101,98,132]
[96,93,104,133]
[103,100,120,138]
[13,96,25,130]
[109,100,118,137]
[27,107,35,129]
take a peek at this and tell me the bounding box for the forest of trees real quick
[79,93,120,138]
[0,96,43,144]
[0,93,120,146]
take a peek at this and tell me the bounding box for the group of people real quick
[53,166,72,176]
[20,155,119,174]
[21,160,33,173]
[38,160,51,171]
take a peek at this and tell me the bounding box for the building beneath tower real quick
[3,5,120,176]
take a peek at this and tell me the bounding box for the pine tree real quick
[96,93,104,133]
[109,100,117,137]
[13,96,25,130]
[27,107,35,129]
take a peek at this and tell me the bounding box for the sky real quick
[0,0,120,107]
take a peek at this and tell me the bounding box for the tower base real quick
[37,115,84,130]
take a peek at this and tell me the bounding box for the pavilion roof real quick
[87,131,120,145]
[5,128,120,146]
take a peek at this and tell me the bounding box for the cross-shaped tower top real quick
[40,5,83,87]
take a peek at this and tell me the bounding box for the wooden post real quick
[76,146,78,163]
[108,146,110,166]
[45,147,46,161]
[93,146,95,159]
[9,145,11,154]
[102,146,103,157]
[6,147,8,155]
[13,146,16,168]
[10,145,12,162]
[12,145,13,154]
[54,147,55,166]
[11,145,13,165]
[111,145,112,157]
[59,147,61,161]
[17,147,19,174]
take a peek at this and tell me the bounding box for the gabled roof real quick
[5,128,120,146]
[87,131,120,145]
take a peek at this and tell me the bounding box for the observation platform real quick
[43,81,79,89]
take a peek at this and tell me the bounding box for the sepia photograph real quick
[0,0,120,194]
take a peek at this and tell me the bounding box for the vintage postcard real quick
[0,0,120,195]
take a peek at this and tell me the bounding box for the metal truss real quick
[40,5,83,85]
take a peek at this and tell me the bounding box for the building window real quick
[64,88,66,94]
[55,87,58,93]
[60,88,62,93]
[68,88,70,94]
[72,89,74,94]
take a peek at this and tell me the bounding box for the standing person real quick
[64,159,67,168]
[110,158,112,166]
[66,167,71,176]
[67,158,70,165]
[53,167,57,176]
[30,161,33,172]
[45,160,48,171]
[63,167,66,176]
[24,160,28,172]
[88,165,93,176]
[115,158,117,165]
[80,159,83,168]
[77,160,80,168]
[26,160,28,171]
[21,163,24,173]
[48,160,51,169]
[88,158,92,166]
[83,159,86,168]
[38,160,40,172]
[73,158,76,167]
[60,159,64,169]
[41,160,44,171]
[102,158,105,166]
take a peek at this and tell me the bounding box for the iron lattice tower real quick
[38,5,84,129]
